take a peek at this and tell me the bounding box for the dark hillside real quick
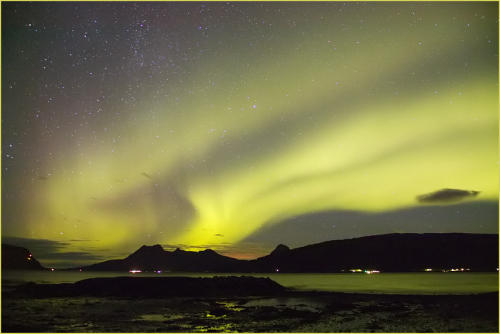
[1,244,47,270]
[252,233,498,272]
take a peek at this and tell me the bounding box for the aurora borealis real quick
[2,2,498,268]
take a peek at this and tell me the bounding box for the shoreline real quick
[2,276,498,332]
[2,270,498,295]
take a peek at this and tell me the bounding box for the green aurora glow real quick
[2,2,498,267]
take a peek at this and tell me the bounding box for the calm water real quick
[1,270,498,294]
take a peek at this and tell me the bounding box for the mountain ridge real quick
[2,233,497,272]
[61,233,498,273]
[1,244,47,270]
[269,244,290,256]
[250,232,499,272]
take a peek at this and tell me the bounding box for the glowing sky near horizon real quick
[2,2,498,267]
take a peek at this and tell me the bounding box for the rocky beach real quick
[2,276,498,333]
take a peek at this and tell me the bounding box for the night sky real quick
[2,2,498,268]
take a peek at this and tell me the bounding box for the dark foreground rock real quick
[7,276,288,298]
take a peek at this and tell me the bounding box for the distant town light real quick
[425,269,433,271]
[129,270,142,273]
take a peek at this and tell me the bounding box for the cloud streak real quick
[417,188,480,204]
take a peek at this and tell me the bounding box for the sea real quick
[2,270,498,295]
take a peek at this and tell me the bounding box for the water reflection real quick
[244,297,325,312]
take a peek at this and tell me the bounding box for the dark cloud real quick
[42,251,105,262]
[417,188,480,204]
[1,237,70,253]
[47,253,110,269]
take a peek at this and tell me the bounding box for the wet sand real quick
[2,277,498,332]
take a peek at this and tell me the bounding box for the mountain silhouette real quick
[1,244,47,270]
[77,245,241,272]
[269,244,290,256]
[249,233,498,272]
[66,233,498,273]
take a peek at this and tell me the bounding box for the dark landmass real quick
[1,244,47,270]
[65,233,498,272]
[6,276,287,298]
[269,243,290,255]
[250,232,499,273]
[2,275,498,332]
[73,246,242,272]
